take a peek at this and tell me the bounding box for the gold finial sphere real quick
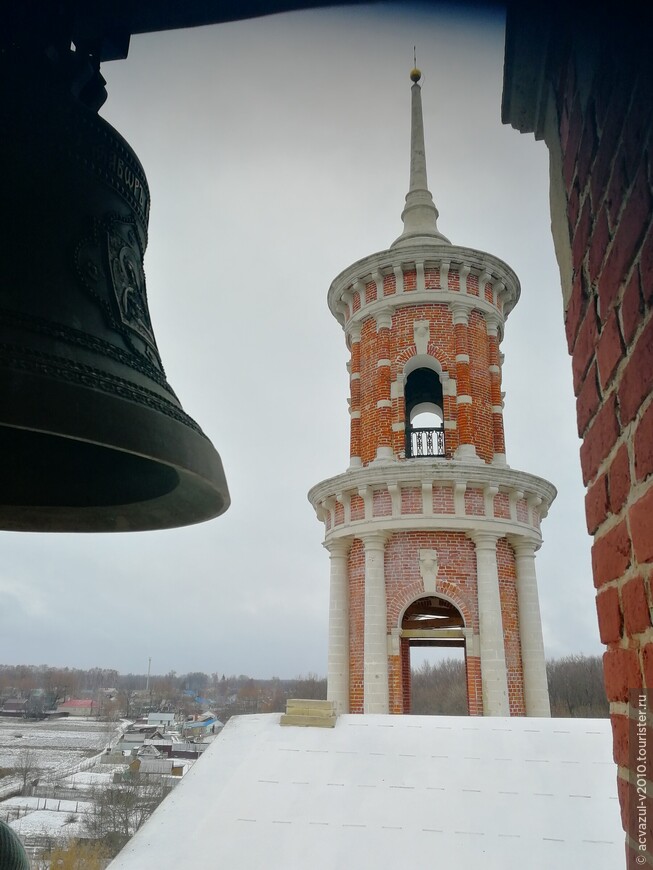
[410,67,422,83]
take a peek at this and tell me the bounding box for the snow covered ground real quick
[0,718,119,773]
[1,796,94,815]
[9,808,88,841]
[58,767,126,790]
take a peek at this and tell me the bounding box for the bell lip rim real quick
[0,368,231,532]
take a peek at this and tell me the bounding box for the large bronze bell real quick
[0,38,230,532]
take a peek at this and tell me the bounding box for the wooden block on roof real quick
[280,698,336,727]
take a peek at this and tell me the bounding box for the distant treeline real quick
[0,664,326,701]
[0,655,608,718]
[411,654,609,717]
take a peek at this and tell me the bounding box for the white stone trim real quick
[479,268,492,299]
[350,371,360,380]
[323,515,545,544]
[509,489,524,521]
[402,353,442,379]
[527,493,543,523]
[391,422,404,432]
[375,309,393,331]
[493,280,506,308]
[336,489,351,525]
[362,532,390,714]
[454,443,480,462]
[328,243,521,327]
[419,548,439,593]
[444,420,457,430]
[456,353,470,364]
[387,483,401,518]
[350,410,361,419]
[488,364,500,374]
[442,376,457,397]
[357,485,372,520]
[323,496,336,530]
[454,481,467,516]
[459,264,471,294]
[374,446,394,461]
[492,405,504,414]
[376,399,392,409]
[376,359,391,368]
[393,265,404,295]
[440,260,450,291]
[422,482,433,517]
[416,261,425,293]
[471,531,510,716]
[484,484,499,518]
[325,537,353,715]
[463,628,481,658]
[413,320,430,355]
[509,536,551,717]
[349,323,361,343]
[309,463,556,514]
[451,301,470,326]
[486,312,501,337]
[344,291,503,339]
[373,269,384,302]
[456,395,472,405]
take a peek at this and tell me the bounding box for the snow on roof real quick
[108,713,622,870]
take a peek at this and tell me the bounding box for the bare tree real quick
[411,658,468,715]
[546,655,609,717]
[84,774,170,856]
[15,746,41,794]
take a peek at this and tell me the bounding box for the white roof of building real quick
[108,713,622,870]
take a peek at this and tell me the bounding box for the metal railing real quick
[406,426,446,458]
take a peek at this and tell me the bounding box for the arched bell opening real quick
[404,367,445,458]
[399,594,469,715]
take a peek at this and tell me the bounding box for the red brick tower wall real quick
[548,21,653,860]
[348,539,365,713]
[344,275,500,465]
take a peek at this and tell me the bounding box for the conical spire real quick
[391,66,450,248]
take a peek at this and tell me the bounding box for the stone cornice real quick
[320,515,542,548]
[308,460,556,513]
[343,290,505,346]
[327,242,520,327]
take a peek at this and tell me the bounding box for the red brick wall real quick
[347,274,501,465]
[557,34,653,856]
[348,539,365,714]
[497,537,525,715]
[384,531,484,714]
[466,653,483,716]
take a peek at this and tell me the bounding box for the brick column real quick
[349,324,362,467]
[510,537,551,717]
[451,302,477,461]
[471,531,510,715]
[325,538,352,715]
[486,313,507,466]
[374,310,393,461]
[362,532,390,713]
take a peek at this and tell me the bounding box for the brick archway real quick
[396,591,470,715]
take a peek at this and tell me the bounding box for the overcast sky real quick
[0,3,604,679]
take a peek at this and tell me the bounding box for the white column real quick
[362,532,390,713]
[325,538,352,714]
[511,537,551,717]
[471,532,510,716]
